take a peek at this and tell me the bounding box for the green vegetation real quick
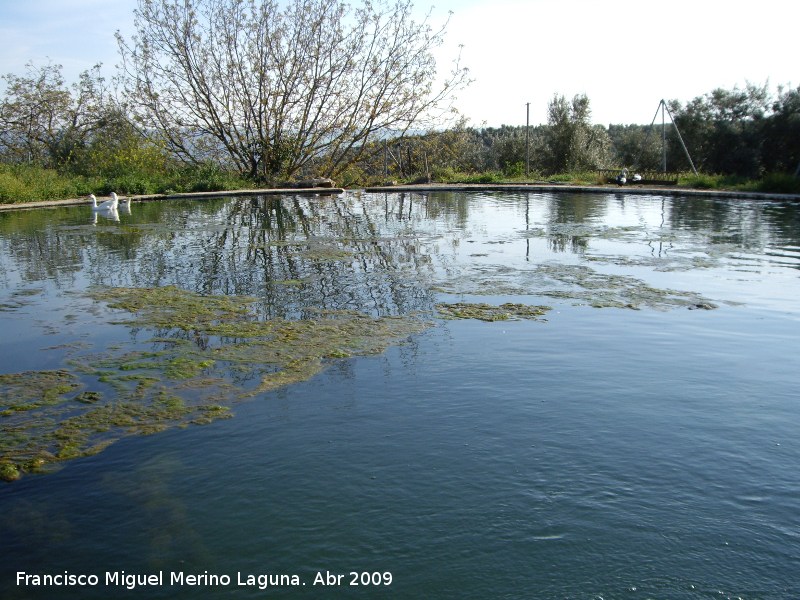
[3,161,798,204]
[675,171,800,194]
[416,169,606,187]
[0,164,97,203]
[3,49,798,203]
[0,162,253,204]
[0,285,432,480]
[436,302,551,322]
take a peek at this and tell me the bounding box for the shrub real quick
[756,173,800,194]
[0,170,33,203]
[502,161,525,178]
[431,166,457,182]
[0,164,90,203]
[457,171,503,184]
[678,173,722,189]
[545,171,599,185]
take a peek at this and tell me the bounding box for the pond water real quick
[1,191,799,599]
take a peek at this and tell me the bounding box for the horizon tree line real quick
[1,0,798,187]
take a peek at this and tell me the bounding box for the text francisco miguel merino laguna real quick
[16,570,395,590]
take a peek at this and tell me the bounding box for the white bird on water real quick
[89,192,119,211]
[92,209,119,224]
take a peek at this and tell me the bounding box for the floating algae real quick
[1,285,432,481]
[436,302,550,322]
[532,263,717,310]
[0,370,80,416]
[433,262,717,311]
[1,370,83,480]
[0,288,44,312]
[0,367,228,480]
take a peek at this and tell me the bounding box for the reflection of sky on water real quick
[1,191,799,318]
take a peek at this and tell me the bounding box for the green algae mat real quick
[1,271,717,481]
[0,284,565,481]
[0,286,435,481]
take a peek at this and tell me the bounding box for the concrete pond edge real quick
[2,183,799,212]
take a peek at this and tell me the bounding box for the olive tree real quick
[0,62,112,168]
[668,83,771,176]
[117,0,469,183]
[542,93,610,174]
[762,85,800,174]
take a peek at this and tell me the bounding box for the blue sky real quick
[0,0,136,80]
[1,0,796,126]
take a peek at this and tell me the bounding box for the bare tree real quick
[117,0,469,183]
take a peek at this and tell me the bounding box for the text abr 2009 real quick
[350,572,392,586]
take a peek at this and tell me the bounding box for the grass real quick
[0,164,99,203]
[676,172,800,194]
[428,169,799,194]
[416,168,605,186]
[2,161,799,204]
[0,163,254,204]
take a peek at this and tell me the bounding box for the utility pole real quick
[661,100,667,173]
[525,102,530,178]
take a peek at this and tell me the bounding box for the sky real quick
[0,0,796,127]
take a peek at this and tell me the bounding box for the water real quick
[1,191,799,599]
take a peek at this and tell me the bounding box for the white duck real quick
[92,209,120,224]
[89,193,119,211]
[616,168,628,186]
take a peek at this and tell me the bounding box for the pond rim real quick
[1,183,798,213]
